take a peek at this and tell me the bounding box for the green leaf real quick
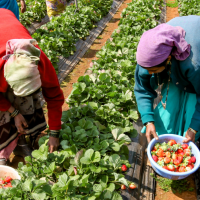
[60,140,70,149]
[32,144,48,161]
[88,102,98,110]
[31,189,46,200]
[109,154,121,169]
[107,183,115,192]
[100,141,109,149]
[85,149,94,159]
[129,109,138,120]
[57,173,69,187]
[80,157,91,164]
[112,127,124,140]
[92,151,101,162]
[94,121,106,131]
[84,120,93,130]
[112,192,123,200]
[110,142,120,152]
[93,184,103,193]
[117,134,131,143]
[22,179,33,192]
[103,190,112,199]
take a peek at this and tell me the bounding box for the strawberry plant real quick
[18,0,47,27]
[32,0,113,71]
[178,0,200,16]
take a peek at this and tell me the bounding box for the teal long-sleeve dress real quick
[134,15,200,140]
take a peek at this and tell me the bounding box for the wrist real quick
[49,130,60,138]
[188,127,197,134]
[144,121,154,127]
[10,109,20,118]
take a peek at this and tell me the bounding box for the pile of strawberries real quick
[0,176,13,188]
[151,139,196,172]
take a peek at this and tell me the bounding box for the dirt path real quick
[155,1,197,200]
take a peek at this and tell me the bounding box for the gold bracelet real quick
[188,127,197,134]
[145,122,154,127]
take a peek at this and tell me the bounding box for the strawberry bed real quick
[1,0,164,199]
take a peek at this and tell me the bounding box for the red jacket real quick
[0,9,64,130]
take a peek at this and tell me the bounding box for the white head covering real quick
[3,39,42,97]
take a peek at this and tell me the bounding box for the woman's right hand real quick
[146,123,159,143]
[14,113,28,134]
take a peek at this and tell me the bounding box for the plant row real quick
[0,0,163,199]
[32,0,113,71]
[178,0,200,16]
[18,0,47,27]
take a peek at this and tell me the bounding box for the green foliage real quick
[166,0,178,8]
[18,0,47,26]
[32,0,113,71]
[150,173,194,193]
[178,0,200,16]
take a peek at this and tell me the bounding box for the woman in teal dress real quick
[134,15,200,143]
[0,0,26,20]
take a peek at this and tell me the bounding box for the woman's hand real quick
[48,137,60,153]
[146,123,159,143]
[20,0,26,13]
[183,129,195,143]
[14,113,28,134]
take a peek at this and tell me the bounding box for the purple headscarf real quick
[136,24,191,67]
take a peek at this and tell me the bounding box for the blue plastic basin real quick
[147,134,200,180]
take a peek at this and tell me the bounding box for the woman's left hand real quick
[48,137,60,153]
[183,129,195,143]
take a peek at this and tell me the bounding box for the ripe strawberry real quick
[4,183,12,188]
[129,183,136,189]
[165,151,171,158]
[190,156,196,163]
[167,164,175,171]
[186,164,194,171]
[164,157,171,164]
[121,185,126,190]
[168,139,177,146]
[121,165,127,172]
[182,144,189,149]
[4,176,12,183]
[177,149,183,154]
[172,154,177,160]
[173,159,181,166]
[157,149,164,157]
[152,155,158,162]
[175,167,180,172]
[0,180,5,185]
[179,166,186,172]
[162,166,168,170]
[177,155,183,163]
[178,151,185,156]
[184,149,191,156]
[158,157,164,161]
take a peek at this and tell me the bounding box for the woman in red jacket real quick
[0,8,64,164]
